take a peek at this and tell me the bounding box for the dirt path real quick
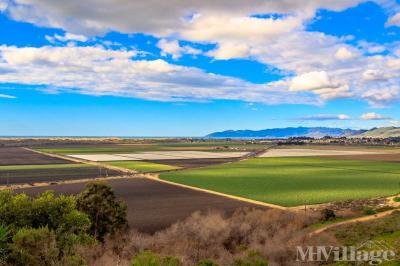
[146,173,288,211]
[311,208,399,235]
[25,148,136,174]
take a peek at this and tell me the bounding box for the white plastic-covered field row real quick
[67,151,249,162]
[260,148,383,157]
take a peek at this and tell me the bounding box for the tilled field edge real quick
[25,148,137,174]
[147,173,288,211]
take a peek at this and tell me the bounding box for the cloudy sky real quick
[0,0,399,136]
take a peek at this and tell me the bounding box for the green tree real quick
[131,251,182,266]
[0,189,93,265]
[9,227,59,266]
[77,182,128,241]
[0,224,11,265]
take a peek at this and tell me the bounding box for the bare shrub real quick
[82,208,338,266]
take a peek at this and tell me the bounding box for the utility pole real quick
[304,200,307,217]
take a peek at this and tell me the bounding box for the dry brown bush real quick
[82,208,338,266]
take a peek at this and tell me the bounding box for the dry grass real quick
[82,208,337,266]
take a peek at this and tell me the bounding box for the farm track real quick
[146,173,288,211]
[311,208,400,235]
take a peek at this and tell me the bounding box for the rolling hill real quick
[206,127,366,139]
[355,127,400,138]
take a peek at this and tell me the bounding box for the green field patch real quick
[160,157,400,207]
[104,161,179,173]
[0,163,91,171]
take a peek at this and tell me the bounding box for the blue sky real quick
[0,0,399,136]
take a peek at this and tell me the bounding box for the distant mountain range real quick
[206,127,367,139]
[356,127,400,138]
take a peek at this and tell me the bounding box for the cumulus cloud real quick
[207,42,250,60]
[180,15,303,44]
[360,112,391,120]
[0,45,315,104]
[299,114,351,121]
[362,69,390,81]
[0,0,7,12]
[0,0,399,107]
[362,87,400,107]
[335,47,354,60]
[46,32,88,43]
[290,71,334,91]
[2,0,364,36]
[386,12,400,27]
[156,39,201,59]
[289,71,352,100]
[387,58,400,70]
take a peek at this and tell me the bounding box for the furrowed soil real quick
[0,166,122,185]
[15,178,261,233]
[326,153,400,162]
[0,147,72,165]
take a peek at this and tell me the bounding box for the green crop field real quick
[160,157,400,207]
[104,161,179,173]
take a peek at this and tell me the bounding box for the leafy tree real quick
[131,251,182,266]
[0,189,93,264]
[77,182,127,241]
[321,208,336,221]
[0,224,10,265]
[9,227,59,266]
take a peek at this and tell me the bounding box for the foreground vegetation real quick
[2,184,399,265]
[0,183,127,265]
[161,157,400,206]
[104,160,179,173]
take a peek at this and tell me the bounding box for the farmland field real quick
[0,147,72,165]
[36,141,269,154]
[104,161,179,172]
[160,157,400,207]
[16,178,260,233]
[0,164,122,185]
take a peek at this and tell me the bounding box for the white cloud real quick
[362,87,400,107]
[0,93,16,99]
[362,69,389,81]
[335,47,354,60]
[0,45,315,104]
[386,12,400,27]
[3,0,364,36]
[207,42,250,60]
[0,0,7,12]
[290,71,333,91]
[299,114,351,120]
[46,32,88,43]
[1,0,399,107]
[157,39,201,59]
[387,58,400,70]
[181,15,303,44]
[360,112,391,120]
